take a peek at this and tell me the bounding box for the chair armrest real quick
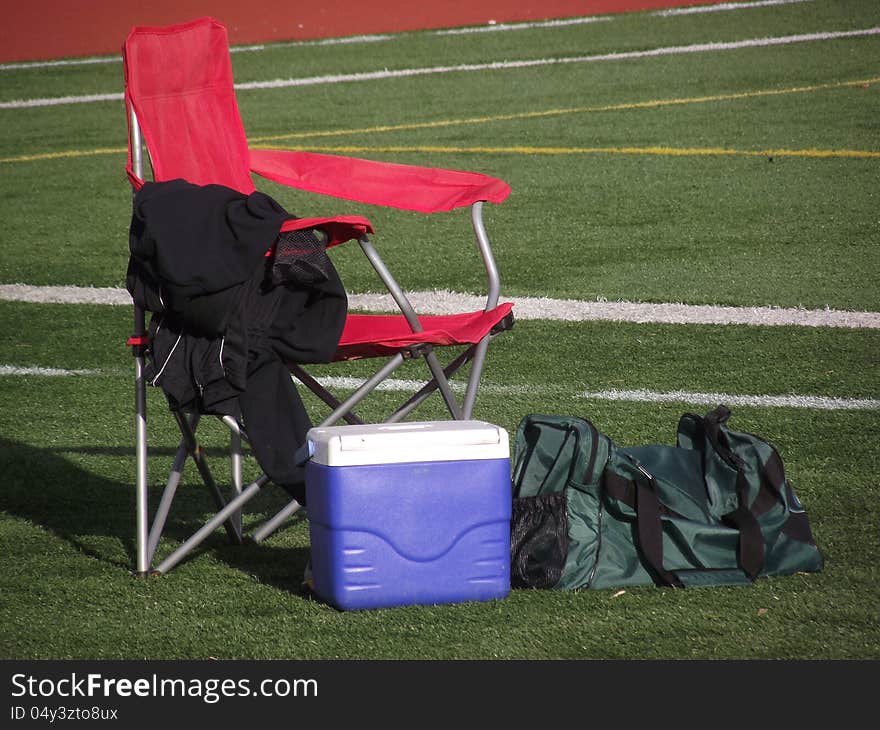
[249,148,510,213]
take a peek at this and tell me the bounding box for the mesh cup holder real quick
[270,227,331,287]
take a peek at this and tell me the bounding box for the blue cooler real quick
[305,420,512,610]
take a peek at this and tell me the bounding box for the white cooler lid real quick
[307,420,510,467]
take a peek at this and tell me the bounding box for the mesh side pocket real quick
[510,491,570,590]
[269,227,331,286]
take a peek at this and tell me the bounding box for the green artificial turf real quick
[0,0,877,660]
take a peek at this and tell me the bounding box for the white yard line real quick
[305,378,880,410]
[0,365,100,377]
[4,364,872,410]
[578,388,880,410]
[0,92,123,109]
[4,280,874,407]
[437,0,814,34]
[3,26,877,109]
[348,291,880,329]
[0,0,815,72]
[653,0,812,16]
[2,284,878,329]
[305,377,880,411]
[0,34,398,72]
[0,56,119,71]
[0,284,132,306]
[434,16,612,36]
[235,29,880,91]
[334,379,879,410]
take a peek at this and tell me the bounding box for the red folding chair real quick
[123,17,514,575]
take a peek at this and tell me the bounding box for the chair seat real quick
[334,303,514,360]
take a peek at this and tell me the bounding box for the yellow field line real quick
[2,77,877,165]
[250,76,880,144]
[1,147,126,163]
[266,144,880,159]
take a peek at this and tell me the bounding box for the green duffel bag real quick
[509,406,824,590]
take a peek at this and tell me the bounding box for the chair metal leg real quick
[462,335,491,419]
[146,436,190,565]
[130,136,150,576]
[460,201,502,419]
[134,348,150,576]
[471,201,501,310]
[230,428,243,538]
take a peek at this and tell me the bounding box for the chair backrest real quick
[123,17,256,193]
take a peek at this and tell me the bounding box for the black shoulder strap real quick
[699,406,765,580]
[723,470,765,581]
[603,462,682,589]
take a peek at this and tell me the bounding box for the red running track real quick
[2,1,731,63]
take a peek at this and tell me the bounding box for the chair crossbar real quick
[153,475,270,575]
[250,498,306,544]
[172,411,242,546]
[386,344,480,423]
[288,363,366,426]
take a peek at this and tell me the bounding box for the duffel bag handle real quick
[680,406,766,580]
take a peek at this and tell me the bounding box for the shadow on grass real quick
[0,436,313,596]
[215,539,314,599]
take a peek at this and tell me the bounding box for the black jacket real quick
[126,179,347,498]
